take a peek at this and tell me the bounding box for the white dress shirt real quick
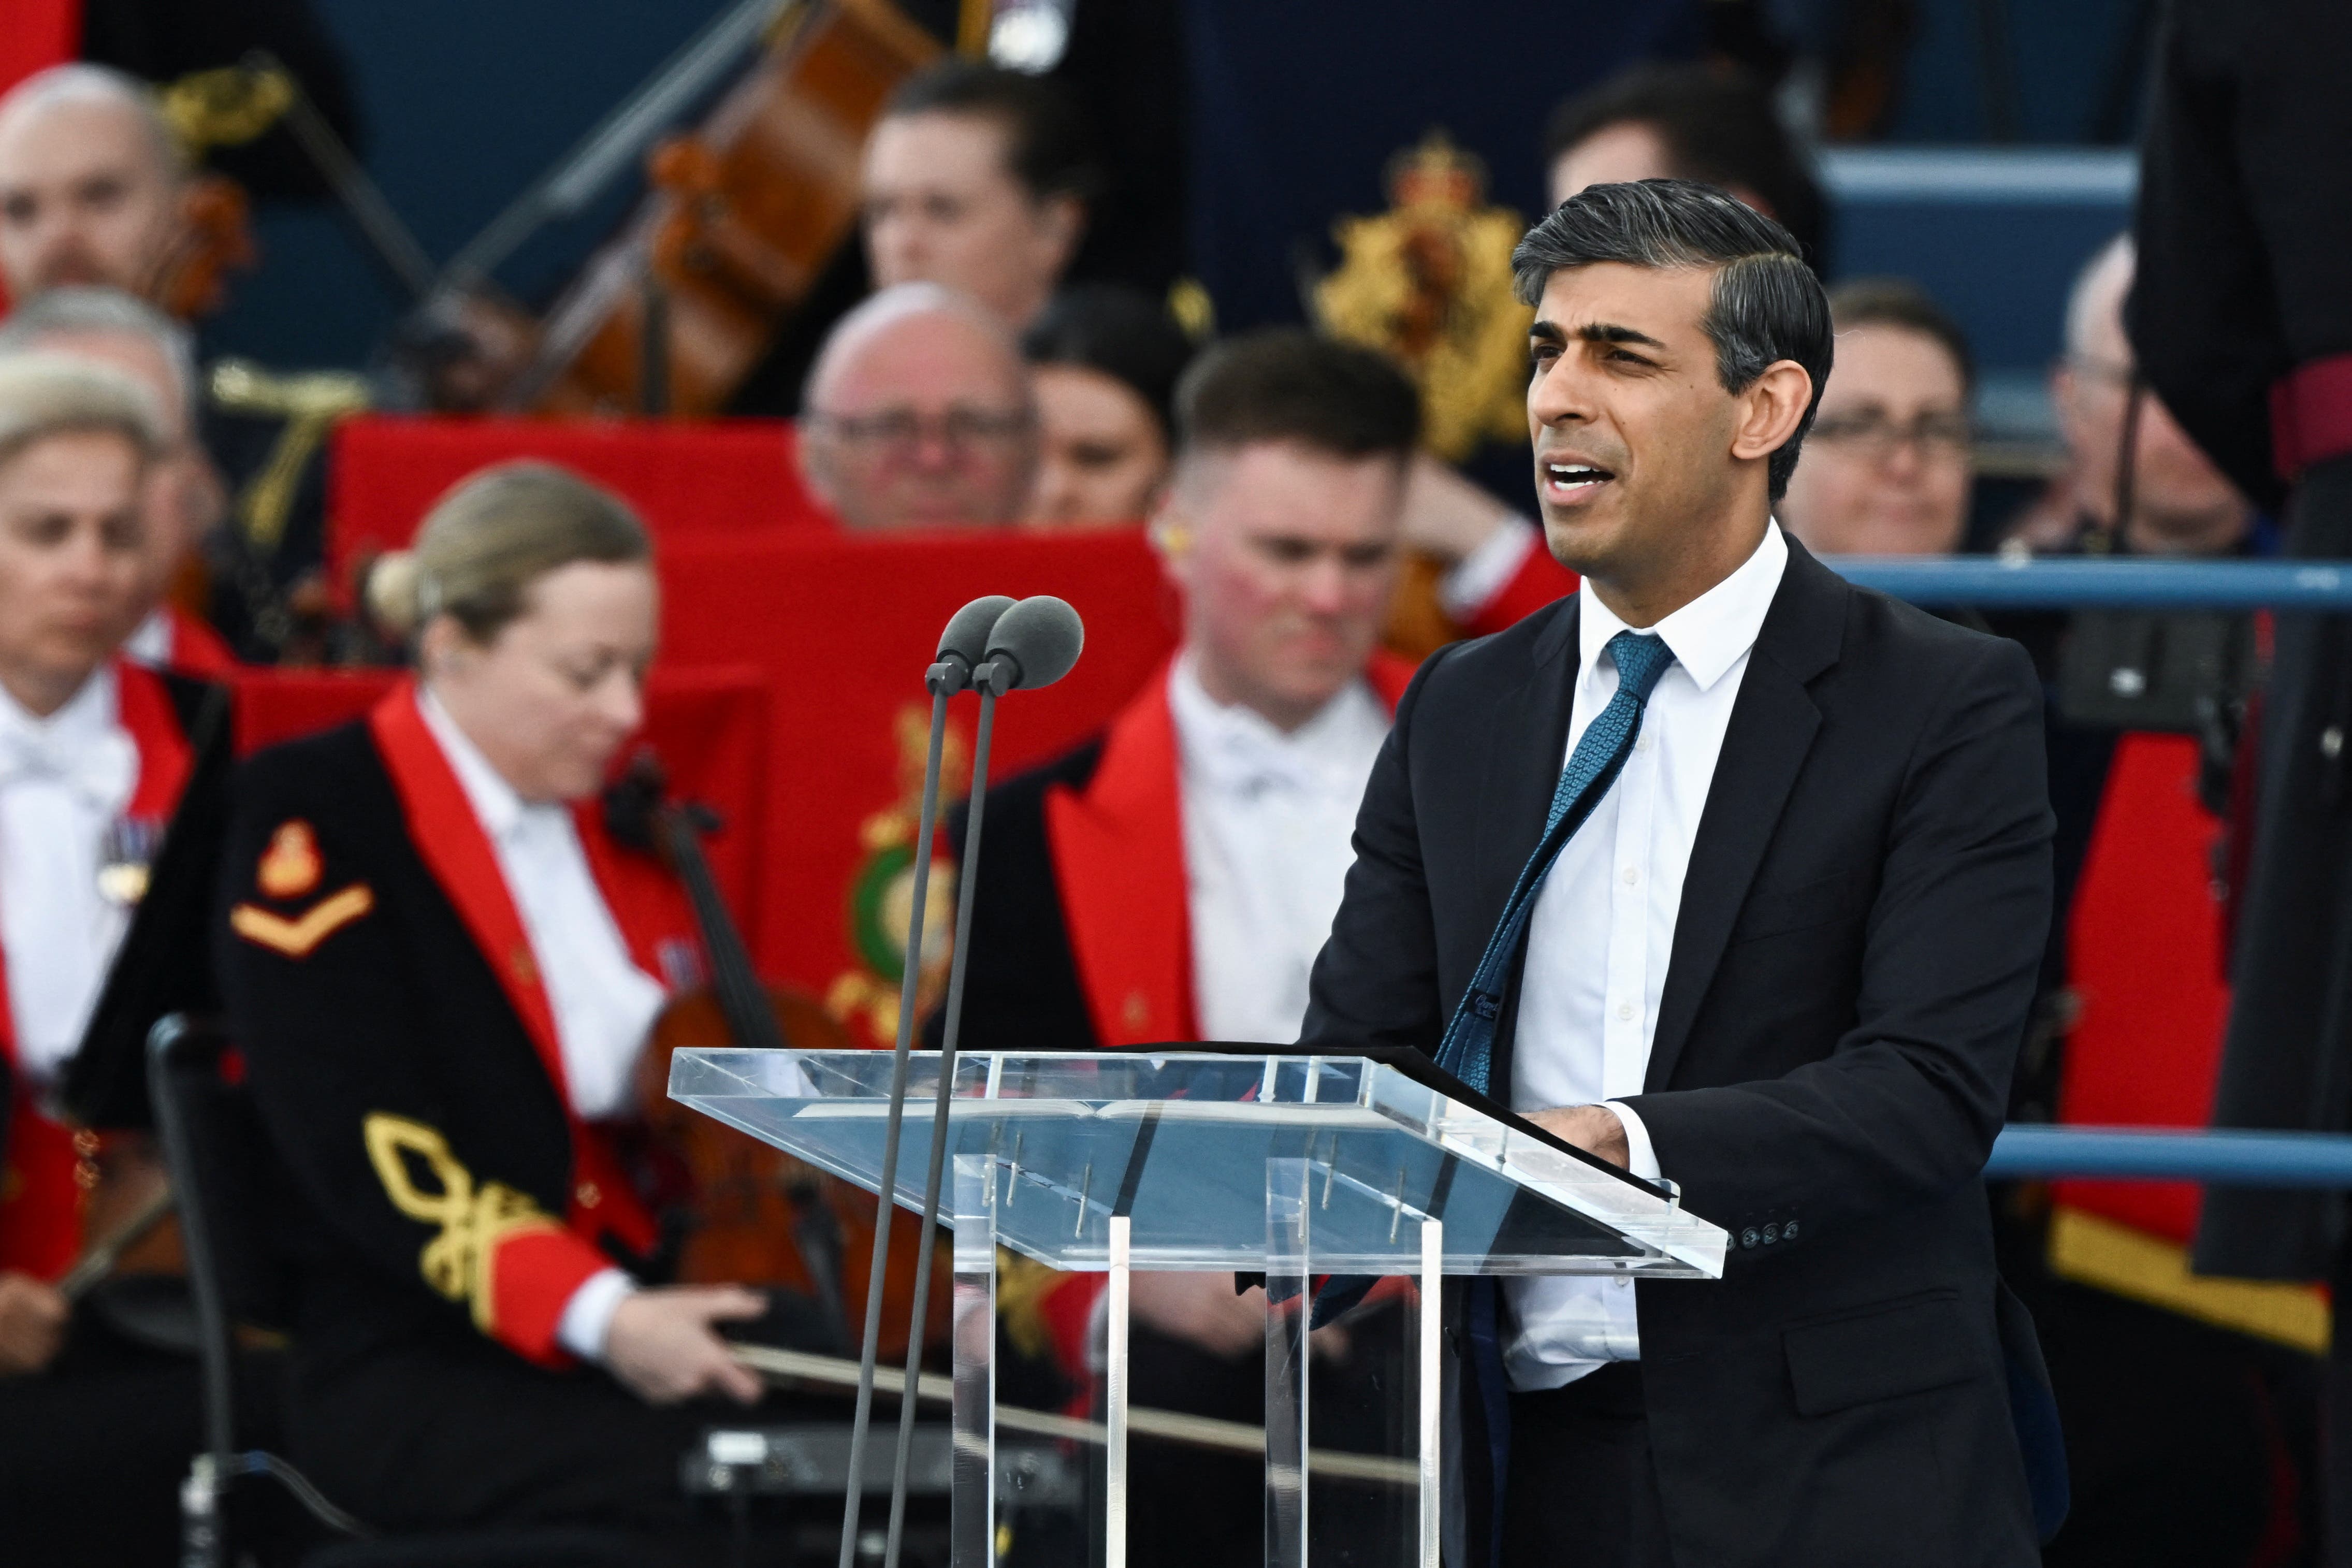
[0,667,138,1090]
[1168,655,1390,1044]
[418,689,666,1359]
[1505,522,1789,1391]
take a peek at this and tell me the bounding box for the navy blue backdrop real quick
[1181,0,1704,333]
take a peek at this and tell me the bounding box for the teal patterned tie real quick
[1433,629,1678,1097]
[1311,632,1676,1328]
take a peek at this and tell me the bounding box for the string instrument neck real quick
[656,803,786,1053]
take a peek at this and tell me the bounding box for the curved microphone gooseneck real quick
[880,595,1085,1568]
[835,593,1013,1568]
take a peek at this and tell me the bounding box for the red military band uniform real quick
[0,660,199,1282]
[931,652,1416,1385]
[221,681,698,1367]
[153,605,241,681]
[1045,653,1417,1048]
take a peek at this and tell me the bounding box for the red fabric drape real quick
[325,416,832,612]
[0,0,75,96]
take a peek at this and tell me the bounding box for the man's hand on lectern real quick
[1526,1105,1630,1169]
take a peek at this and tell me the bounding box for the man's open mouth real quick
[1540,460,1615,501]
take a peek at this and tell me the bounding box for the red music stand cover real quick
[653,526,1179,1043]
[230,665,772,949]
[325,415,830,610]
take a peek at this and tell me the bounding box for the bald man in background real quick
[795,283,1039,530]
[0,65,191,306]
[0,64,347,662]
[2047,235,2251,556]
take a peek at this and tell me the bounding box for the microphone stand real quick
[835,652,963,1568]
[880,655,1008,1568]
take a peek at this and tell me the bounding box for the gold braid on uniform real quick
[209,360,371,556]
[158,61,297,157]
[363,1112,568,1334]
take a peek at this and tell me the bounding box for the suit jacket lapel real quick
[1475,601,1581,916]
[1644,542,1847,1091]
[1476,602,1580,1090]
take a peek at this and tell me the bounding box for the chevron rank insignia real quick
[231,883,375,959]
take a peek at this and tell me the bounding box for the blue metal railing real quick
[1808,556,2352,1185]
[1987,1126,2352,1187]
[1822,556,2352,609]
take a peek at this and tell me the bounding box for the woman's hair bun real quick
[365,549,426,640]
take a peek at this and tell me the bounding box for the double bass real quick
[516,0,939,415]
[608,759,947,1362]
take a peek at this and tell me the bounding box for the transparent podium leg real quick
[951,1155,996,1568]
[1266,1157,1311,1568]
[1106,1213,1132,1568]
[1417,1218,1442,1568]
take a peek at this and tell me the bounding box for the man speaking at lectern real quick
[1299,180,2057,1568]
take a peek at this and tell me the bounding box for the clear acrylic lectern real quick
[670,1049,1727,1568]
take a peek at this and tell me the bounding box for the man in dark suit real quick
[1299,179,2056,1568]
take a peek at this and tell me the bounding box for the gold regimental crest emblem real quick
[1314,131,1534,462]
[825,705,968,1046]
[257,819,323,898]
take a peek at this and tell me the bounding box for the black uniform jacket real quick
[924,736,1107,1056]
[215,692,685,1374]
[1299,540,2058,1568]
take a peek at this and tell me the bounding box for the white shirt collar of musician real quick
[418,684,543,843]
[0,663,132,806]
[1575,520,1787,694]
[1167,650,1388,799]
[123,607,173,669]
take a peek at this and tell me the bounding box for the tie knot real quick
[1605,630,1675,703]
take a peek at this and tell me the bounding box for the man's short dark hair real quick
[1513,179,1832,500]
[1825,277,1974,396]
[884,62,1100,205]
[1544,63,1826,267]
[1173,329,1420,463]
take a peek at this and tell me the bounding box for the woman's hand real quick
[0,1272,68,1376]
[603,1285,766,1406]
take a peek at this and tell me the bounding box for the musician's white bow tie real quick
[0,720,136,811]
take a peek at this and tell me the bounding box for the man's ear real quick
[794,424,839,514]
[1148,494,1195,588]
[1730,360,1814,469]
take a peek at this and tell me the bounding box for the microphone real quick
[880,596,1086,1568]
[932,593,1017,693]
[974,593,1084,693]
[837,593,1011,1568]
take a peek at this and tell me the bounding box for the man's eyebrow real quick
[1529,318,1669,352]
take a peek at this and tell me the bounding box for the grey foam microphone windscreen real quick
[984,595,1085,690]
[936,595,1017,684]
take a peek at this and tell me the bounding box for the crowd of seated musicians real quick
[0,45,2293,1568]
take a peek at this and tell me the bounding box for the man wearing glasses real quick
[1777,279,1977,558]
[794,283,1039,531]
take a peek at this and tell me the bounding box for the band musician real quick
[941,329,1470,1565]
[1300,180,2060,1567]
[215,463,803,1557]
[0,354,227,1563]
